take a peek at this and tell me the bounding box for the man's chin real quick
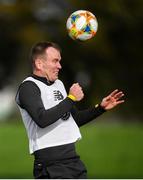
[50,76,58,82]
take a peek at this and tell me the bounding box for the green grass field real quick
[0,121,143,178]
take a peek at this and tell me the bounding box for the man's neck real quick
[33,70,48,80]
[31,74,54,86]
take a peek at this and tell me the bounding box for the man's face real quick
[41,47,62,82]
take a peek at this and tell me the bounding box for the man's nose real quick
[57,62,62,69]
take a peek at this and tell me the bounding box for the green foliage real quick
[0,122,143,178]
[77,123,143,178]
[0,123,33,178]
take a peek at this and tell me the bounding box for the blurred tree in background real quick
[0,0,142,121]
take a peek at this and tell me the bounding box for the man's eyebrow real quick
[52,58,61,61]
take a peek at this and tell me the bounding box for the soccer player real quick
[15,41,124,179]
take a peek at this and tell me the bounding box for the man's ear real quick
[35,59,43,70]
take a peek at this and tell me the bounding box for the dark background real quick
[0,0,142,122]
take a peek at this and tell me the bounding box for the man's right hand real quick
[69,83,84,101]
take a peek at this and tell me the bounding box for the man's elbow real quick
[34,118,48,128]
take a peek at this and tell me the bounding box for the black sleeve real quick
[17,81,75,128]
[71,105,106,127]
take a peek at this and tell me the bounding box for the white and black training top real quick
[15,74,105,154]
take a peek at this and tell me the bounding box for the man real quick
[15,41,124,179]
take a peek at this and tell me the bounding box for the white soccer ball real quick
[66,10,98,41]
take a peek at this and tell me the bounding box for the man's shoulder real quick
[23,76,37,83]
[15,77,40,106]
[19,76,38,88]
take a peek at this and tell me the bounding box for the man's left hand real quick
[100,89,125,110]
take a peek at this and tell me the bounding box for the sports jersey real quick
[16,76,81,154]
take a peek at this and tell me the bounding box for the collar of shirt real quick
[31,74,54,86]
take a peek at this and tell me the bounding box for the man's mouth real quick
[55,71,59,75]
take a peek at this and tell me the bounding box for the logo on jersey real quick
[53,90,70,120]
[53,90,64,101]
[61,112,70,120]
